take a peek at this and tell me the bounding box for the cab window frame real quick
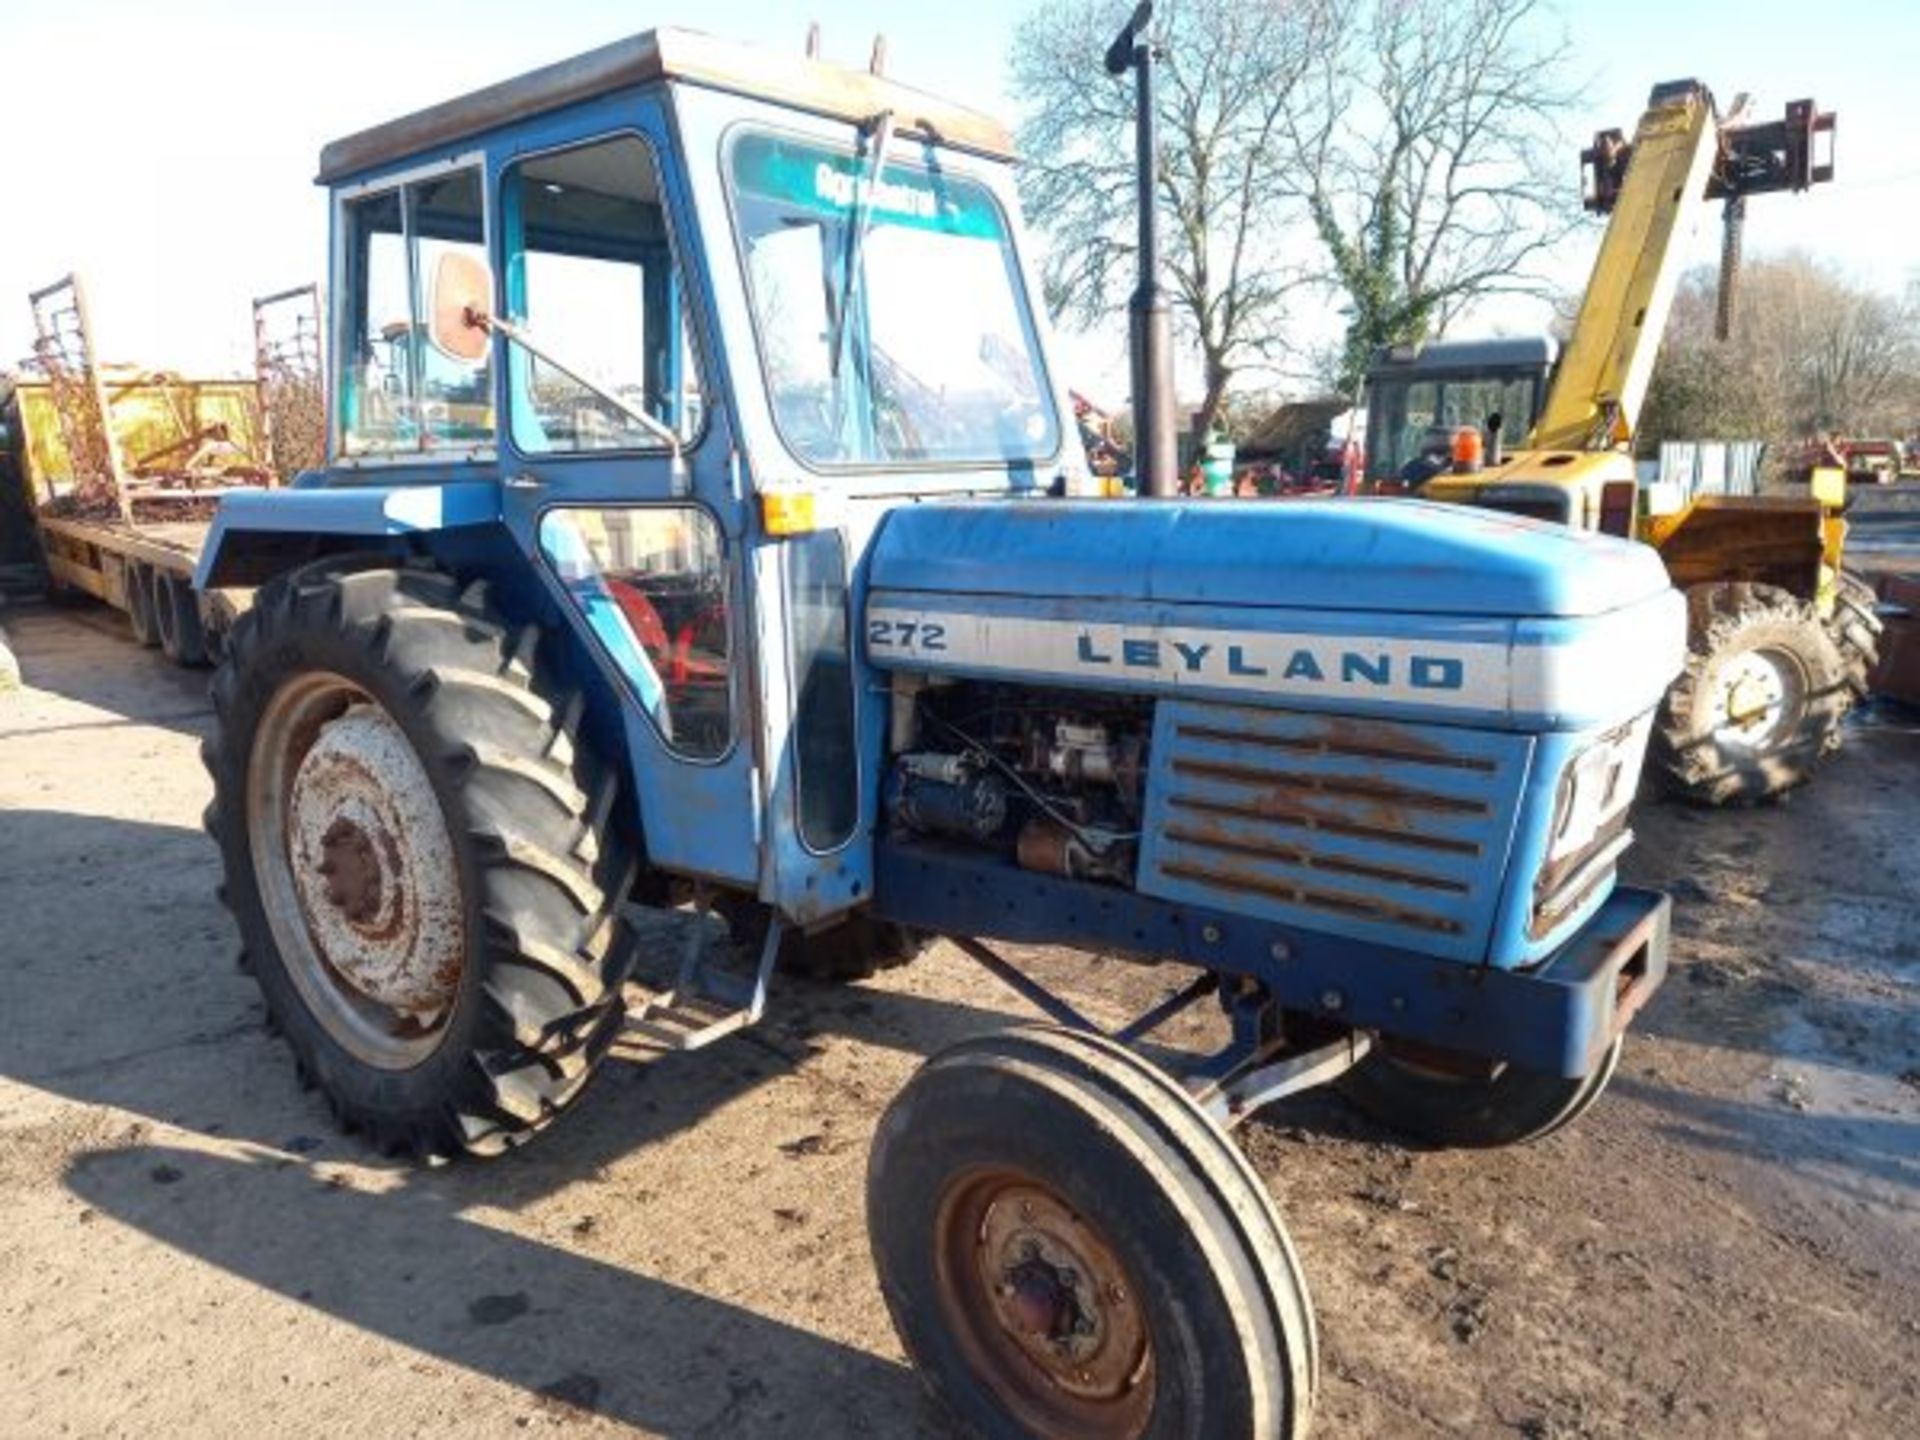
[496,128,712,466]
[330,151,495,467]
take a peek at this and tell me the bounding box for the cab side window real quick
[501,135,703,454]
[338,166,493,458]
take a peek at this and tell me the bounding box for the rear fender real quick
[192,482,503,590]
[192,480,650,864]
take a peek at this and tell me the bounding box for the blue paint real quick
[196,482,502,588]
[1341,652,1390,685]
[866,497,1672,619]
[1412,656,1464,690]
[873,839,1670,1078]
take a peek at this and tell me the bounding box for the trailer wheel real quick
[154,572,209,667]
[1339,1038,1623,1149]
[1826,570,1883,700]
[125,563,161,647]
[203,560,639,1158]
[870,1025,1316,1439]
[1650,582,1849,805]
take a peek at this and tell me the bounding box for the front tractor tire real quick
[869,1026,1317,1440]
[204,561,639,1158]
[1651,582,1851,806]
[1338,1038,1624,1149]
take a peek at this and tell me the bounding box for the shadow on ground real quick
[3,598,213,739]
[65,1141,940,1435]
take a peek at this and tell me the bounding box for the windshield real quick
[727,130,1059,469]
[1367,370,1543,481]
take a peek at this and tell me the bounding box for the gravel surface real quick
[1,601,1915,1438]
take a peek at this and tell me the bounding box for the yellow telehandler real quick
[1369,81,1879,805]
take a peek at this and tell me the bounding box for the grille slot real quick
[1138,702,1531,962]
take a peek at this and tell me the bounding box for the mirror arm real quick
[466,307,687,477]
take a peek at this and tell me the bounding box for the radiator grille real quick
[1138,702,1532,962]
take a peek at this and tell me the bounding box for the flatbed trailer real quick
[4,360,256,666]
[2,273,311,665]
[34,510,233,666]
[38,511,206,609]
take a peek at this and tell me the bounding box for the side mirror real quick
[426,250,493,364]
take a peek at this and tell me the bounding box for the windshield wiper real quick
[828,108,896,381]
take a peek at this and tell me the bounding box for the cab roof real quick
[316,26,1016,184]
[1367,336,1559,379]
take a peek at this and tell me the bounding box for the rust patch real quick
[1170,758,1490,817]
[1160,858,1463,934]
[1162,822,1467,893]
[1175,712,1497,772]
[316,817,384,925]
[1164,793,1482,857]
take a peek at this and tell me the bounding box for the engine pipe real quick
[1106,2,1177,498]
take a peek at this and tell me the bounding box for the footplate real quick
[624,913,783,1052]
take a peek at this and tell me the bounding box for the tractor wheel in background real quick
[869,1025,1317,1439]
[1338,1038,1623,1149]
[717,894,928,982]
[125,562,161,647]
[203,559,639,1158]
[154,572,209,667]
[1650,582,1850,805]
[1826,570,1883,701]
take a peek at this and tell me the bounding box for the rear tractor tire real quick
[1339,1038,1623,1149]
[1650,581,1850,805]
[869,1025,1317,1439]
[203,560,640,1157]
[1827,570,1883,701]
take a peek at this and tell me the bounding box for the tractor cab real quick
[205,28,1088,920]
[1363,336,1556,494]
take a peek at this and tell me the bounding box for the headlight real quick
[1547,715,1649,863]
[1533,714,1653,934]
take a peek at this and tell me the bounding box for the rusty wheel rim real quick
[248,672,467,1070]
[933,1167,1155,1438]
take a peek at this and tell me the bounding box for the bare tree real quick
[1639,254,1920,454]
[1010,0,1344,444]
[1298,0,1583,391]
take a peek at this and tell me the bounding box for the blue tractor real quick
[197,19,1681,1436]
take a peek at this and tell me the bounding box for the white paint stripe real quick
[866,591,1684,725]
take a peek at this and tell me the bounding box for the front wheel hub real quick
[937,1172,1154,1434]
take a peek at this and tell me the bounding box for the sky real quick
[2,0,1914,403]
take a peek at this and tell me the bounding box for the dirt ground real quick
[1,599,1915,1439]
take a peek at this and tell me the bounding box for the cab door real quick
[489,112,761,887]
